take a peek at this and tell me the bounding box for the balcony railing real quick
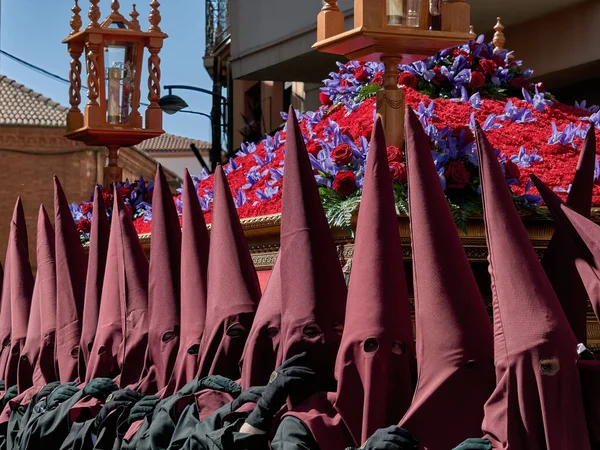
[205,0,230,55]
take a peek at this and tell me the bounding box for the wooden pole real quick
[376,56,404,150]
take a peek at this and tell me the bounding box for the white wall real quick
[154,155,209,179]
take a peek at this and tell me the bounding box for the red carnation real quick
[77,219,91,234]
[398,73,418,88]
[492,54,506,68]
[478,59,498,76]
[333,171,357,197]
[445,161,471,189]
[504,160,521,180]
[102,191,113,206]
[81,202,93,215]
[354,68,370,83]
[119,186,133,199]
[389,162,407,183]
[386,146,403,163]
[372,73,384,86]
[319,92,333,106]
[469,71,486,89]
[307,141,322,158]
[331,144,353,166]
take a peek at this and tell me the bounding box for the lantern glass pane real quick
[104,41,138,125]
[387,0,421,27]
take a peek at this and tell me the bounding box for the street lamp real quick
[158,94,189,114]
[314,0,471,149]
[63,0,168,186]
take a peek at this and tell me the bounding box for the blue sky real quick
[0,0,215,143]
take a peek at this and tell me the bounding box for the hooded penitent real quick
[476,124,590,449]
[4,199,34,390]
[240,255,282,390]
[541,127,596,344]
[399,109,495,449]
[165,169,209,395]
[278,106,347,380]
[80,186,110,367]
[0,208,15,381]
[21,206,57,389]
[54,176,88,382]
[332,118,415,444]
[146,165,182,392]
[197,165,261,380]
[85,189,149,388]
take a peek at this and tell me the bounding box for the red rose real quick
[81,202,93,215]
[432,66,447,85]
[445,161,471,189]
[77,219,91,234]
[469,71,486,89]
[372,73,384,86]
[510,76,529,89]
[307,141,322,158]
[102,191,113,206]
[340,127,354,140]
[354,68,370,83]
[504,160,521,180]
[330,144,353,166]
[119,186,133,199]
[333,171,357,197]
[319,92,333,106]
[478,59,498,76]
[340,79,349,87]
[535,82,546,93]
[389,162,407,183]
[386,146,403,163]
[492,54,506,68]
[398,73,418,88]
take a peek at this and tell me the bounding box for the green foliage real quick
[355,83,383,104]
[320,187,361,235]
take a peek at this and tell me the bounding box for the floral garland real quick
[71,36,600,239]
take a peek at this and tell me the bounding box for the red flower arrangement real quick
[331,144,353,165]
[445,161,471,189]
[333,172,358,197]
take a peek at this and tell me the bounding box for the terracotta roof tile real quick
[136,133,211,154]
[0,74,68,127]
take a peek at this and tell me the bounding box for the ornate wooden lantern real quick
[314,0,472,148]
[63,0,167,185]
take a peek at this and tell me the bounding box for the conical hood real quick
[333,119,414,445]
[541,127,597,343]
[86,189,149,387]
[166,169,209,394]
[5,199,34,389]
[197,165,261,380]
[80,186,110,367]
[399,109,495,449]
[147,165,181,391]
[25,206,58,387]
[0,208,14,381]
[476,125,590,449]
[279,106,347,381]
[531,174,600,323]
[240,255,282,390]
[54,176,88,382]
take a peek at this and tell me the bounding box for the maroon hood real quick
[147,165,181,391]
[25,206,58,388]
[54,177,88,382]
[476,125,590,449]
[80,186,110,367]
[197,166,261,380]
[86,189,149,388]
[0,204,15,382]
[166,169,209,395]
[399,109,495,449]
[240,255,282,390]
[279,106,347,382]
[541,127,596,344]
[4,199,34,389]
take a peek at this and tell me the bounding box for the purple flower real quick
[233,189,247,208]
[242,166,264,190]
[255,186,279,201]
[415,101,436,125]
[548,122,583,148]
[518,180,542,206]
[522,86,552,111]
[510,146,543,168]
[501,100,535,123]
[575,100,600,113]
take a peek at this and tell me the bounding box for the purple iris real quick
[510,146,543,168]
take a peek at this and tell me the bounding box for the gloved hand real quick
[46,382,80,408]
[0,380,5,391]
[179,375,242,397]
[127,395,160,425]
[245,353,316,431]
[36,381,61,401]
[83,378,118,400]
[1,385,18,408]
[230,386,265,411]
[351,426,418,450]
[94,389,143,427]
[453,438,492,450]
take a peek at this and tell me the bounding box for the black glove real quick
[46,382,80,408]
[351,426,418,450]
[94,389,144,427]
[453,438,492,450]
[36,381,61,400]
[0,380,5,392]
[230,386,265,411]
[83,377,118,400]
[127,395,160,424]
[179,375,242,397]
[245,353,316,431]
[1,385,18,408]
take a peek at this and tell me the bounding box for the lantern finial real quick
[70,0,82,35]
[469,25,476,36]
[111,0,121,14]
[149,0,162,32]
[88,0,101,28]
[130,4,140,30]
[493,17,506,53]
